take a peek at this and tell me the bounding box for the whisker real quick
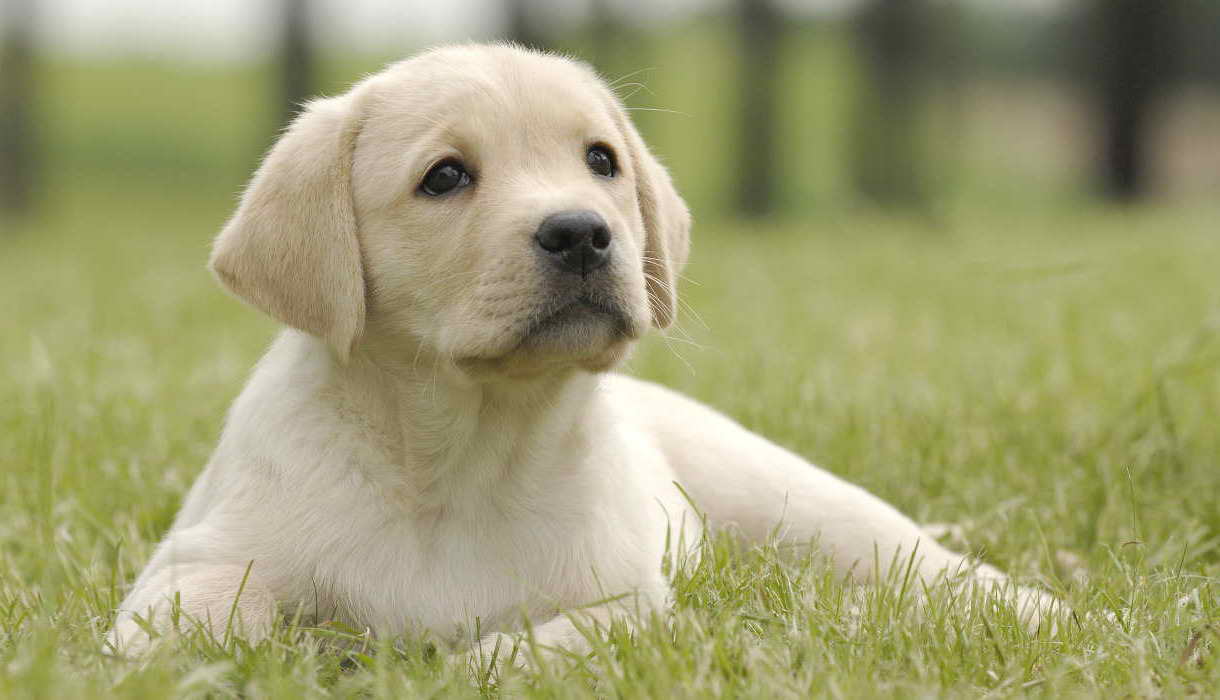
[607,66,657,89]
[625,107,688,117]
[676,296,709,332]
[616,83,649,102]
[639,256,703,287]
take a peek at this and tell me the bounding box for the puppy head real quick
[210,44,690,377]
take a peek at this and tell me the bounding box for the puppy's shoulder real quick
[208,331,367,485]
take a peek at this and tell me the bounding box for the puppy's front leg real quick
[466,586,669,673]
[468,610,622,674]
[106,562,277,656]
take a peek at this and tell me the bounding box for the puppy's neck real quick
[329,332,602,510]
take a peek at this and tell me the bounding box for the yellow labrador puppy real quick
[107,44,1057,660]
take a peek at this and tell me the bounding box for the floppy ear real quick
[614,105,692,329]
[209,93,367,362]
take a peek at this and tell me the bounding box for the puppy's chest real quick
[316,502,656,638]
[305,454,681,639]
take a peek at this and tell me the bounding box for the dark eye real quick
[420,159,472,196]
[586,144,616,178]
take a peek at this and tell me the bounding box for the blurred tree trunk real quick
[506,0,548,52]
[925,1,966,197]
[1,0,36,219]
[279,0,315,130]
[737,0,780,218]
[1093,0,1181,201]
[852,0,927,207]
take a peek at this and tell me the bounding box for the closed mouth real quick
[455,295,639,371]
[524,295,631,341]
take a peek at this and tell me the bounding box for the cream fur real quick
[106,44,1059,664]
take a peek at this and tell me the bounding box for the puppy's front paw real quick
[462,632,532,677]
[1010,585,1070,635]
[103,616,161,658]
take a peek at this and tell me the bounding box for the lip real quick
[455,295,641,371]
[525,295,631,339]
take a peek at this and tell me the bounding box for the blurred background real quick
[1,0,1217,231]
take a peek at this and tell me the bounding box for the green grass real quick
[2,179,1218,697]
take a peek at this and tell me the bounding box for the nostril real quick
[536,226,572,254]
[590,225,611,250]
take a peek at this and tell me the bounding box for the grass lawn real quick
[1,175,1217,697]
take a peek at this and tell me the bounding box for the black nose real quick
[534,210,612,276]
